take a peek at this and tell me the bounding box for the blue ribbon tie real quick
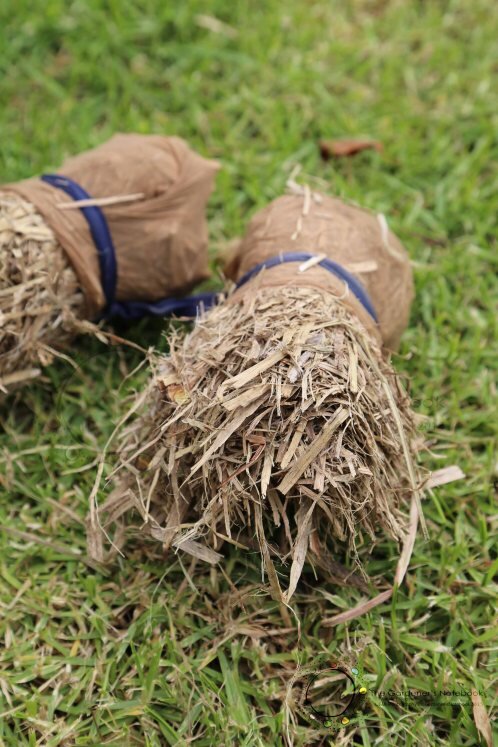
[235,252,378,321]
[41,173,217,320]
[42,175,376,324]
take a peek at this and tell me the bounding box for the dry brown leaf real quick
[220,382,268,411]
[220,349,286,392]
[471,690,493,747]
[189,396,265,475]
[285,501,314,603]
[254,503,291,625]
[277,407,348,495]
[319,138,383,159]
[427,465,465,488]
[280,421,306,469]
[173,538,223,565]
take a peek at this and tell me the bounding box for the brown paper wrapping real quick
[225,193,414,350]
[3,134,219,318]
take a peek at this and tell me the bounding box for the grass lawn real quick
[0,0,497,744]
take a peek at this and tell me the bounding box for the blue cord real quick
[42,175,377,323]
[235,252,378,321]
[42,174,117,310]
[41,174,217,321]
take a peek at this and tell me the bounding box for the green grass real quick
[1,0,497,744]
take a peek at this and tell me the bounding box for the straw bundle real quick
[0,135,218,395]
[0,192,84,389]
[94,189,423,602]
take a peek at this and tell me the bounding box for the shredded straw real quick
[0,192,84,394]
[91,285,424,605]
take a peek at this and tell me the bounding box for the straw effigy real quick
[92,187,425,606]
[0,135,219,395]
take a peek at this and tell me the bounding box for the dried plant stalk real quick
[95,285,420,600]
[0,192,84,393]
